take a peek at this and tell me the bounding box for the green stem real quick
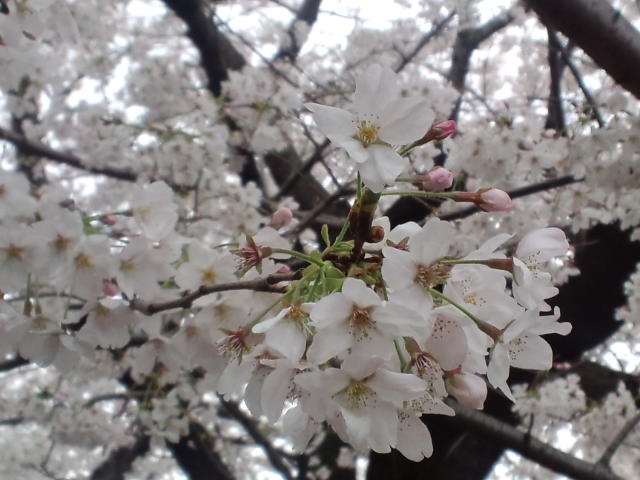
[394,339,408,372]
[380,190,454,199]
[270,248,324,267]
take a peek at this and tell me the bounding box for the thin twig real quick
[597,412,640,467]
[130,271,300,315]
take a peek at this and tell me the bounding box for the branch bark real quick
[163,0,245,97]
[449,400,623,480]
[130,271,300,315]
[526,0,640,99]
[0,126,137,182]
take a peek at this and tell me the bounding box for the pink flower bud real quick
[476,188,513,212]
[102,279,118,296]
[445,373,487,409]
[419,166,453,192]
[429,120,457,140]
[270,207,293,229]
[101,214,118,226]
[277,264,292,274]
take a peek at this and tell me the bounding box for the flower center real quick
[348,306,375,341]
[357,119,380,146]
[339,379,376,410]
[414,263,449,288]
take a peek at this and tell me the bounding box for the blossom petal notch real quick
[306,64,434,192]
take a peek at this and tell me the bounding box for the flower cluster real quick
[0,64,573,462]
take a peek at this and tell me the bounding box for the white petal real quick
[509,334,552,371]
[342,355,385,380]
[307,324,351,364]
[396,414,433,461]
[262,363,293,422]
[265,321,307,362]
[358,145,407,192]
[379,98,434,145]
[354,64,398,115]
[306,103,356,142]
[373,302,426,339]
[425,310,468,370]
[342,277,382,308]
[368,369,427,405]
[381,248,416,290]
[310,293,352,329]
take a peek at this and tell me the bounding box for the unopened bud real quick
[445,372,487,410]
[366,225,385,243]
[101,214,118,226]
[413,166,453,192]
[270,207,293,229]
[277,264,292,274]
[476,188,513,212]
[102,279,118,296]
[428,120,457,141]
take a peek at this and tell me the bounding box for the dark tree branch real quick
[449,400,623,480]
[394,10,456,73]
[274,0,323,62]
[220,399,294,480]
[545,28,567,135]
[448,9,515,121]
[272,139,331,201]
[168,421,236,480]
[0,127,137,182]
[598,412,640,467]
[0,356,29,372]
[439,174,581,221]
[130,271,300,315]
[90,435,150,480]
[526,0,640,99]
[547,29,606,127]
[163,0,245,97]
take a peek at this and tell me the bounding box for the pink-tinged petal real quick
[342,277,382,308]
[381,248,416,290]
[341,354,386,380]
[516,227,569,265]
[445,373,487,410]
[354,64,398,115]
[262,362,294,422]
[358,145,407,192]
[487,343,515,402]
[396,414,433,461]
[373,302,426,339]
[307,324,351,364]
[265,321,307,362]
[426,310,468,370]
[509,334,552,371]
[310,293,352,329]
[379,98,434,145]
[367,401,398,453]
[368,369,427,405]
[305,103,356,141]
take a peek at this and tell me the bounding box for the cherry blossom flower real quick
[307,277,425,364]
[487,307,571,401]
[306,64,434,192]
[295,355,427,453]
